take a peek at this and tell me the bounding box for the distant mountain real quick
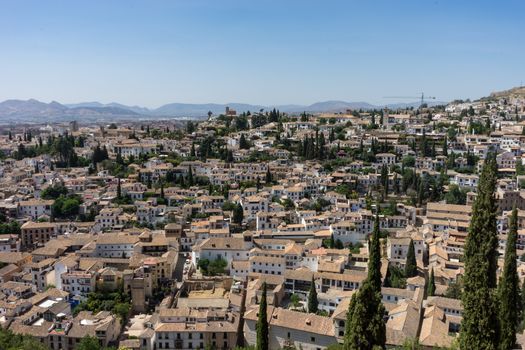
[0,99,68,117]
[68,106,140,116]
[66,102,151,115]
[0,97,450,123]
[0,99,141,124]
[299,100,376,112]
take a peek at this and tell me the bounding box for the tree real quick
[445,184,467,205]
[308,276,318,313]
[0,327,50,350]
[427,268,435,297]
[233,203,244,224]
[460,154,499,350]
[405,239,417,278]
[114,302,131,322]
[187,166,194,186]
[498,207,520,350]
[344,215,386,349]
[256,282,269,350]
[368,215,382,291]
[380,164,389,198]
[521,279,525,327]
[116,178,122,199]
[77,336,101,350]
[41,182,68,199]
[239,134,250,149]
[265,166,273,184]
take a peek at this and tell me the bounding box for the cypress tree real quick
[265,167,272,184]
[498,206,519,350]
[233,204,244,225]
[116,177,121,199]
[344,215,386,349]
[368,215,382,291]
[188,166,194,186]
[427,267,435,297]
[521,279,525,326]
[256,282,269,350]
[328,233,335,249]
[308,276,318,314]
[239,134,249,149]
[380,165,389,198]
[405,239,417,278]
[460,154,499,350]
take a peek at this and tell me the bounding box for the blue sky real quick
[0,0,523,108]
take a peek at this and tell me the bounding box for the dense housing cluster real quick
[1,91,525,349]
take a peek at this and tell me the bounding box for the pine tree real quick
[160,182,165,199]
[498,206,519,350]
[405,239,417,278]
[308,276,318,314]
[427,267,435,297]
[256,282,269,350]
[460,154,499,350]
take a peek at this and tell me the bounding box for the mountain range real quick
[0,98,448,123]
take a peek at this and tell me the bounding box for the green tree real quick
[114,302,131,322]
[368,215,382,291]
[116,177,121,199]
[290,293,300,308]
[239,134,250,149]
[187,166,194,186]
[308,276,318,313]
[344,215,386,349]
[265,166,273,184]
[41,182,68,199]
[233,203,244,224]
[445,184,467,205]
[77,336,101,350]
[256,282,269,350]
[498,207,520,350]
[427,268,435,297]
[0,327,50,350]
[460,154,499,350]
[405,239,417,278]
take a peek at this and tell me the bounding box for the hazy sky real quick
[0,0,523,108]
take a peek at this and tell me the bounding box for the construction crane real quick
[383,92,436,108]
